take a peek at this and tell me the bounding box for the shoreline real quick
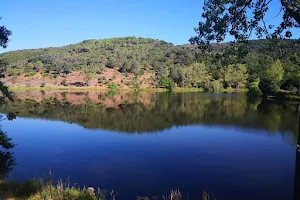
[9,86,206,93]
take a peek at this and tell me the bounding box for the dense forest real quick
[0,37,300,94]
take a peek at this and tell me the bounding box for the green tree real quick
[224,64,248,91]
[0,18,16,181]
[260,60,284,94]
[248,81,262,97]
[0,18,12,100]
[131,60,141,76]
[188,62,211,89]
[33,61,43,72]
[106,60,115,69]
[210,79,223,93]
[0,18,12,48]
[169,65,184,86]
[120,61,130,72]
[190,0,300,45]
[158,76,174,92]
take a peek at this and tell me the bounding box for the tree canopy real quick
[0,18,11,49]
[0,17,12,100]
[190,0,300,45]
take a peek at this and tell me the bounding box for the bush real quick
[248,81,262,97]
[287,85,298,94]
[106,60,115,69]
[210,80,223,93]
[42,73,51,78]
[7,68,23,76]
[158,77,174,92]
[40,82,46,88]
[61,79,68,86]
[98,76,106,83]
[24,72,36,77]
[108,82,118,89]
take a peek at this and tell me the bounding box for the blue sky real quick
[0,0,299,53]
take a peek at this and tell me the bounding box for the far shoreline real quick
[9,86,208,93]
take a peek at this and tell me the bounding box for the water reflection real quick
[0,91,298,138]
[0,127,16,180]
[0,91,299,200]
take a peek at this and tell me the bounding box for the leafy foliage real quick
[260,60,285,94]
[0,37,300,94]
[190,0,300,45]
[224,64,248,90]
[158,76,174,91]
[0,18,12,48]
[248,81,262,97]
[0,15,16,182]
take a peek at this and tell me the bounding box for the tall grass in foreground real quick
[0,178,106,200]
[0,178,215,200]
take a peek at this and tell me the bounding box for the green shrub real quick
[108,82,118,89]
[248,81,262,97]
[42,73,52,78]
[158,77,174,92]
[61,79,68,86]
[24,72,36,77]
[106,60,115,69]
[288,85,298,94]
[40,82,46,88]
[7,68,24,76]
[210,80,223,93]
[98,76,106,83]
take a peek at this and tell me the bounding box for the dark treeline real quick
[0,91,297,141]
[0,37,299,93]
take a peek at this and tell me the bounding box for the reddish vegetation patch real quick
[3,69,156,89]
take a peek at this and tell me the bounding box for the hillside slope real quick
[0,37,299,90]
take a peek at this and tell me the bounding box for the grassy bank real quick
[0,179,105,200]
[0,179,215,200]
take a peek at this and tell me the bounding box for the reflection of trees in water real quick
[0,91,299,198]
[0,104,16,180]
[0,129,16,180]
[0,92,298,136]
[0,91,298,137]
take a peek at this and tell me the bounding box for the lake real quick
[0,91,299,200]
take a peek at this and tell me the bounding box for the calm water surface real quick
[0,91,299,200]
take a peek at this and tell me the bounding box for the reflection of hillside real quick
[0,91,298,139]
[13,91,154,108]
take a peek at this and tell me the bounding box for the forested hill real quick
[0,37,300,92]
